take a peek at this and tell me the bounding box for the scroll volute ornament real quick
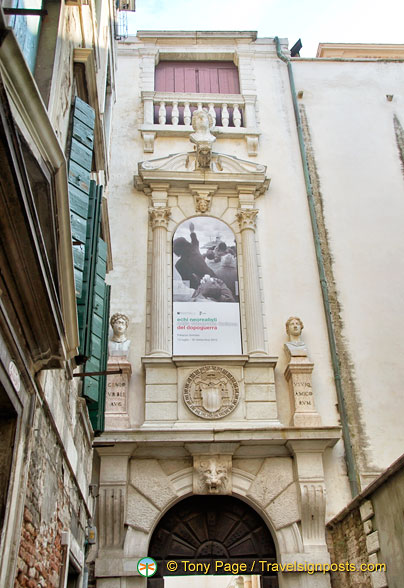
[236,208,258,231]
[148,207,171,229]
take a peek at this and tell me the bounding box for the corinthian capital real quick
[148,207,171,229]
[236,208,258,231]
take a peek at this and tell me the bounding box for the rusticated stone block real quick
[360,500,374,522]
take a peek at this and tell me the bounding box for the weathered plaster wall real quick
[371,465,404,587]
[48,1,114,154]
[293,60,404,479]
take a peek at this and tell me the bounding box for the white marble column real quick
[149,207,171,356]
[237,209,266,355]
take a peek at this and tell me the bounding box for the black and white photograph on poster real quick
[173,217,242,355]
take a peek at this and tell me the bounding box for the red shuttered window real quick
[155,61,240,94]
[154,61,241,126]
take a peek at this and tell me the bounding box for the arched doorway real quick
[148,495,279,587]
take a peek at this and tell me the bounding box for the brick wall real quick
[327,507,371,588]
[14,405,87,588]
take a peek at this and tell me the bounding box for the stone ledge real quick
[94,426,341,447]
[140,123,260,140]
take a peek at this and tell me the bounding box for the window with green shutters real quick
[67,96,111,433]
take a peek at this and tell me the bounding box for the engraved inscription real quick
[106,376,128,413]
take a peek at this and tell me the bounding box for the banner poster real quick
[173,216,242,355]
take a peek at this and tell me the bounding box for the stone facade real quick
[94,32,404,588]
[2,18,404,588]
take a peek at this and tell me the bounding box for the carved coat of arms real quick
[184,366,239,419]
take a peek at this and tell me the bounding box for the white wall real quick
[294,59,404,472]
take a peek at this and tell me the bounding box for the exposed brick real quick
[16,572,29,587]
[25,523,37,538]
[327,506,372,588]
[50,561,60,573]
[13,400,89,588]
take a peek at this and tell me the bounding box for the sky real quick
[126,0,404,57]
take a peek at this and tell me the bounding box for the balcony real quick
[140,91,260,156]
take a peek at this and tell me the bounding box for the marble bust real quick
[284,316,308,357]
[108,313,130,357]
[190,109,216,168]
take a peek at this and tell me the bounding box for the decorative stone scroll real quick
[236,208,258,231]
[300,482,326,546]
[148,206,171,229]
[137,151,267,177]
[284,317,321,427]
[184,366,239,419]
[193,455,232,495]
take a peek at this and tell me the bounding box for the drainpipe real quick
[274,36,359,498]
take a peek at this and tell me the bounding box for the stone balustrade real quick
[140,91,260,155]
[149,92,245,127]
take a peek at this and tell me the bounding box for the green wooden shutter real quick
[76,182,103,359]
[68,97,99,359]
[68,97,95,302]
[83,252,111,433]
[67,97,111,433]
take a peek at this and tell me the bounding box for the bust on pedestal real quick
[105,313,132,428]
[189,109,216,169]
[108,313,131,357]
[284,317,321,427]
[284,316,308,357]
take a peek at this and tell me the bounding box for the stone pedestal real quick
[105,357,132,429]
[284,348,321,427]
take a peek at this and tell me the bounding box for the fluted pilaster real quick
[149,207,171,355]
[237,209,266,355]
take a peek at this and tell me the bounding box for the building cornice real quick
[317,42,404,59]
[137,30,258,41]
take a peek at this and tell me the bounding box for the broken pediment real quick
[139,151,266,174]
[135,151,270,196]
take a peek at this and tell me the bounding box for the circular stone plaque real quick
[183,366,239,420]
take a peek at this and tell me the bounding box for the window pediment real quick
[134,151,270,196]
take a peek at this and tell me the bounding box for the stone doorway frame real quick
[147,494,279,588]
